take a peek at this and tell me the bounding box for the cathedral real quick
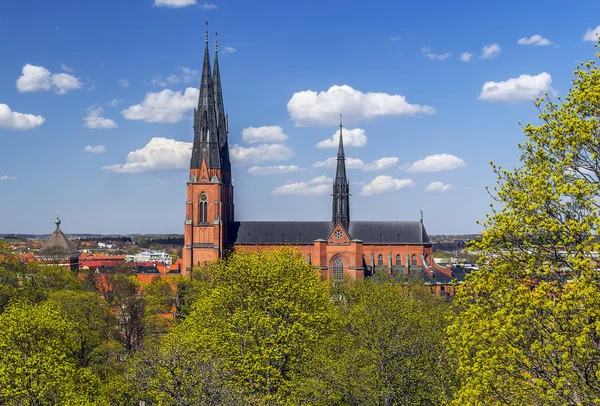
[183,30,455,287]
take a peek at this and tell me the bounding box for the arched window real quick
[199,193,208,223]
[411,254,417,266]
[395,254,401,266]
[333,258,344,283]
[377,254,383,266]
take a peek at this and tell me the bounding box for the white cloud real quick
[404,154,466,173]
[109,98,121,107]
[0,103,45,130]
[363,156,399,171]
[426,181,456,192]
[222,47,236,54]
[309,175,333,184]
[517,34,553,46]
[121,87,199,123]
[479,72,554,103]
[482,43,501,59]
[421,47,451,61]
[459,52,473,62]
[83,145,106,154]
[313,156,365,170]
[61,63,73,72]
[272,181,330,196]
[242,126,288,143]
[152,67,199,87]
[103,137,191,173]
[359,175,415,196]
[247,165,301,175]
[16,64,82,94]
[83,106,118,129]
[198,2,217,10]
[153,0,196,7]
[287,84,435,127]
[230,144,294,165]
[0,175,16,181]
[316,128,367,148]
[118,79,130,88]
[390,36,402,42]
[583,25,600,42]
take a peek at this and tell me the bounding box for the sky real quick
[1,0,599,235]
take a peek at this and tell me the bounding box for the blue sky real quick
[1,0,599,235]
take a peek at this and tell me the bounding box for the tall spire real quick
[212,29,231,183]
[332,115,350,231]
[190,21,220,169]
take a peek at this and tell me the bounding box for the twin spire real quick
[332,114,350,231]
[190,21,229,178]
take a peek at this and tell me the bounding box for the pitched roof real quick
[39,227,80,258]
[228,221,431,245]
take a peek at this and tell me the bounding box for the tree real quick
[297,280,456,405]
[0,302,102,405]
[448,44,600,404]
[178,248,335,403]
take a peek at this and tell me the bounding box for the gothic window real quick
[199,193,208,223]
[378,254,383,266]
[334,230,343,239]
[333,258,344,283]
[411,254,417,266]
[424,253,429,266]
[396,254,401,266]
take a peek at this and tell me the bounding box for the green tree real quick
[178,248,335,403]
[448,44,600,404]
[0,302,102,405]
[297,280,456,405]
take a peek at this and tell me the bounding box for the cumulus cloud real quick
[242,126,288,143]
[222,47,236,54]
[103,137,191,173]
[359,175,415,196]
[272,177,331,196]
[152,67,199,87]
[316,128,367,148]
[230,144,294,165]
[426,181,456,192]
[61,63,73,72]
[83,145,106,154]
[0,175,17,181]
[313,156,365,170]
[0,103,45,130]
[459,52,473,62]
[517,34,553,46]
[247,165,301,175]
[287,84,435,126]
[16,64,82,94]
[118,79,130,88]
[153,0,196,7]
[310,175,333,184]
[121,87,199,123]
[363,156,399,171]
[421,47,451,61]
[481,43,501,59]
[83,106,118,129]
[479,72,554,103]
[109,99,121,107]
[198,2,217,10]
[404,154,466,173]
[583,25,600,42]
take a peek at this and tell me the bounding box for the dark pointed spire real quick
[190,21,220,169]
[212,30,231,183]
[332,114,350,231]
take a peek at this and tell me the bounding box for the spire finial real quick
[215,31,218,53]
[205,20,209,44]
[55,211,61,229]
[339,113,343,131]
[420,209,424,223]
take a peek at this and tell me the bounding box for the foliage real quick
[297,280,456,405]
[449,43,600,404]
[179,248,335,403]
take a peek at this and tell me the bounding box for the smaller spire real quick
[215,31,218,53]
[205,19,209,44]
[337,113,345,158]
[420,209,424,223]
[55,211,61,229]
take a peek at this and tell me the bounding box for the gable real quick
[327,222,350,245]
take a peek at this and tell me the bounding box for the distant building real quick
[126,250,172,265]
[36,214,80,271]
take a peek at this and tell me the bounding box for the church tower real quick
[183,24,233,274]
[332,115,350,232]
